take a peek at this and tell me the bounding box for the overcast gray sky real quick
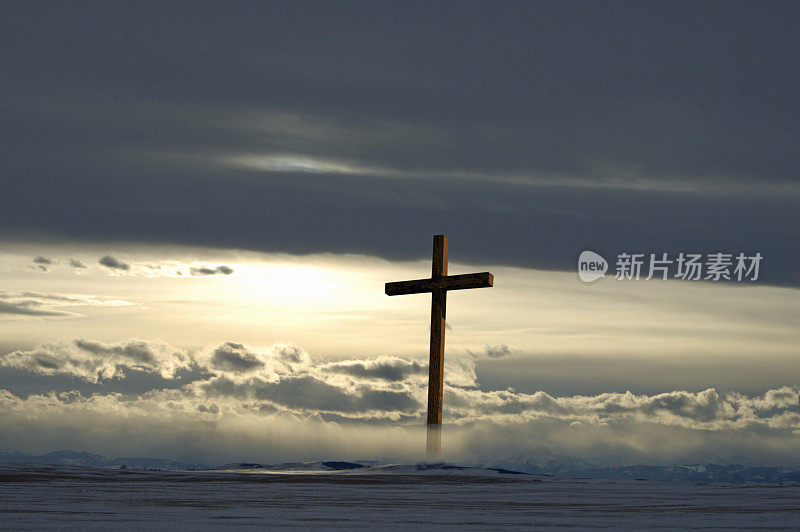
[2,1,798,284]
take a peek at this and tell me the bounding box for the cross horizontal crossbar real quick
[385,272,493,296]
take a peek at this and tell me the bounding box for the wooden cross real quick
[385,235,493,459]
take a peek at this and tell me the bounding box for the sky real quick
[1,1,798,466]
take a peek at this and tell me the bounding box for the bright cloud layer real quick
[2,338,799,465]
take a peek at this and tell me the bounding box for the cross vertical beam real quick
[427,235,447,458]
[385,234,493,460]
[428,234,447,427]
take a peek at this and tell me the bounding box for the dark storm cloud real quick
[208,342,264,373]
[68,258,87,268]
[0,301,70,317]
[31,256,51,272]
[0,292,83,317]
[357,387,421,413]
[1,339,193,381]
[189,265,234,276]
[1,2,798,285]
[469,345,512,359]
[323,357,425,382]
[98,256,130,271]
[197,403,219,414]
[200,374,421,414]
[203,375,357,411]
[276,345,309,365]
[73,339,156,365]
[0,291,138,321]
[631,389,732,423]
[17,292,82,303]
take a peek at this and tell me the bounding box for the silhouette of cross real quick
[385,235,493,458]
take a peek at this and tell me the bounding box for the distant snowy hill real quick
[488,455,800,483]
[216,460,533,476]
[2,450,800,483]
[0,450,208,470]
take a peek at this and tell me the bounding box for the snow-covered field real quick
[2,463,800,529]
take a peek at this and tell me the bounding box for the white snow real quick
[1,464,799,529]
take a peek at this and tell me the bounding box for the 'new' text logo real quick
[578,251,608,283]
